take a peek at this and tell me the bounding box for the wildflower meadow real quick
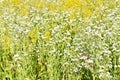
[0,0,120,80]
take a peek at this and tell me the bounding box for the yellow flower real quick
[45,31,51,41]
[31,0,44,10]
[3,36,11,51]
[29,28,39,44]
[10,0,23,5]
[20,5,29,16]
[31,39,36,44]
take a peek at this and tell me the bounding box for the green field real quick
[0,0,120,80]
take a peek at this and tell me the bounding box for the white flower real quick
[63,62,69,66]
[0,0,4,2]
[73,68,78,73]
[86,59,93,63]
[14,54,20,61]
[80,55,87,60]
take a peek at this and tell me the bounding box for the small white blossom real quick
[14,54,20,61]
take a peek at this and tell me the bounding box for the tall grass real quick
[0,0,120,80]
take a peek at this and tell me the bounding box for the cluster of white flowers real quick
[0,0,120,79]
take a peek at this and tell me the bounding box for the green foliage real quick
[0,0,120,80]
